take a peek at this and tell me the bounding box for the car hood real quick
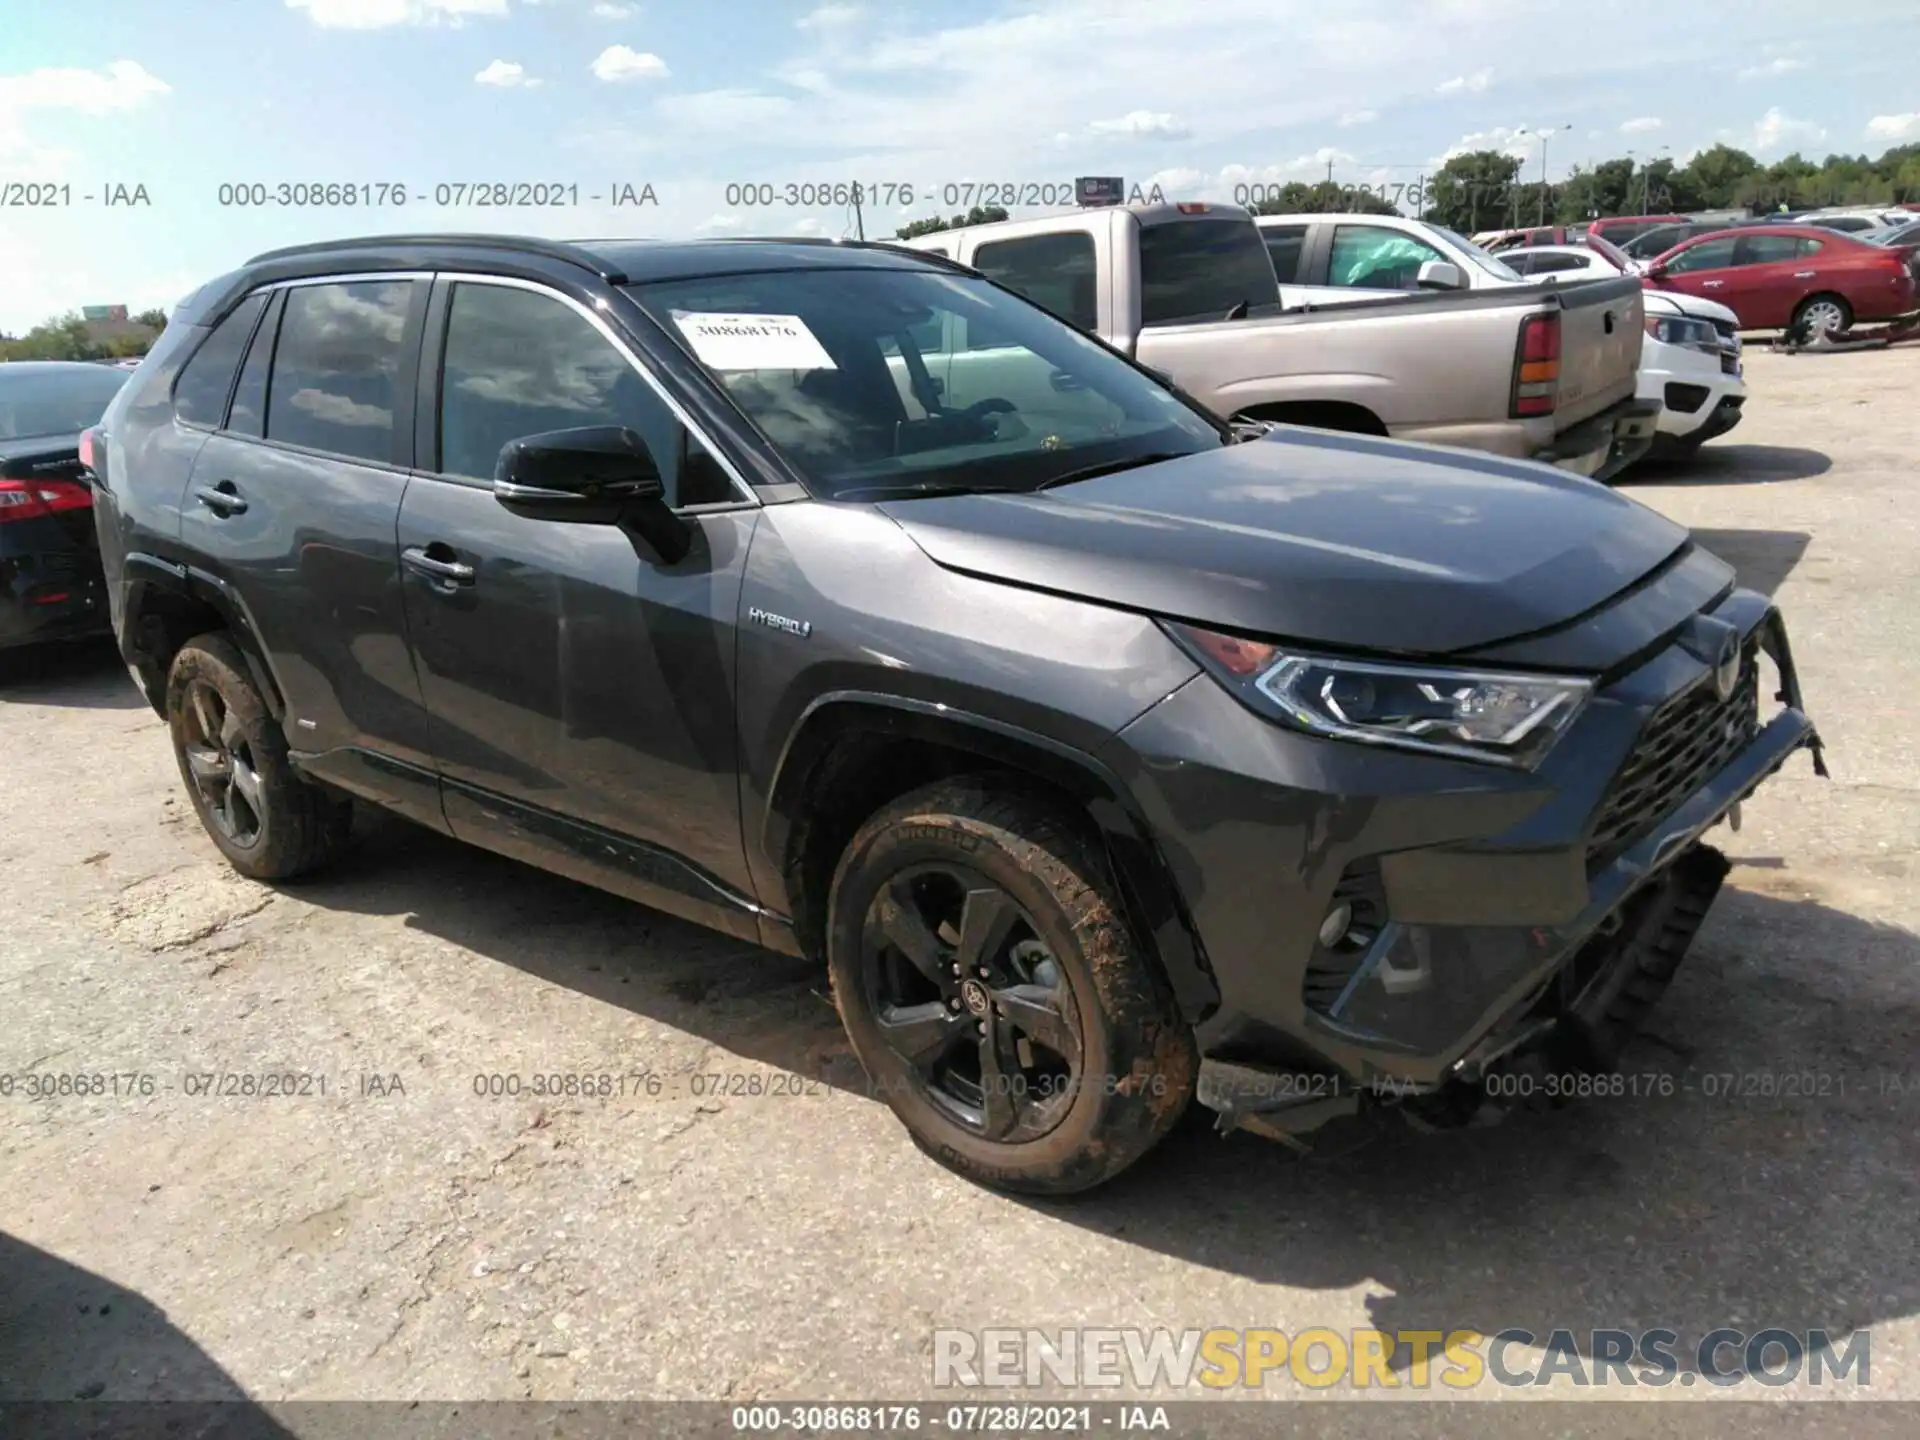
[1644,290,1739,327]
[878,428,1691,657]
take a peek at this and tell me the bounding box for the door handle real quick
[1793,270,1816,278]
[194,484,247,515]
[1701,280,1724,288]
[401,546,475,586]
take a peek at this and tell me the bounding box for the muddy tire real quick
[165,632,352,881]
[826,778,1196,1194]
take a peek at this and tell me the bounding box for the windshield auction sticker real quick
[670,311,837,371]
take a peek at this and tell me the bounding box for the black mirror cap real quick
[493,425,664,524]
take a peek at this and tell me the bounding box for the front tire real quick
[165,633,352,880]
[826,779,1196,1194]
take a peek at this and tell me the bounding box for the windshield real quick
[0,366,129,442]
[628,267,1226,501]
[1428,225,1524,281]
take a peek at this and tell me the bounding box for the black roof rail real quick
[695,234,984,274]
[243,233,628,283]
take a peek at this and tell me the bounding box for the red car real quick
[1642,225,1917,333]
[1585,213,1691,247]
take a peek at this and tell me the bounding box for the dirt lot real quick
[3,347,1918,1421]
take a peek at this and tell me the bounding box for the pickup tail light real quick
[79,426,102,475]
[1511,312,1561,417]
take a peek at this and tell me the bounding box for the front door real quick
[394,275,762,938]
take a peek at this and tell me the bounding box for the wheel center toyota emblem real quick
[960,979,991,1016]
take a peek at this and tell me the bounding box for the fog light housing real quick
[1317,902,1354,949]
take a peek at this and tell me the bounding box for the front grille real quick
[1302,859,1387,1016]
[1720,352,1740,375]
[1585,645,1761,870]
[1710,319,1739,344]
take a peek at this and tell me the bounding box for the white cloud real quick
[0,60,171,115]
[791,216,826,235]
[1087,110,1190,139]
[1337,110,1377,127]
[475,59,539,87]
[1619,116,1663,134]
[285,0,506,28]
[1432,126,1533,165]
[1751,106,1825,154]
[591,2,635,15]
[1436,68,1492,95]
[797,4,859,28]
[1737,55,1807,80]
[590,45,669,82]
[695,212,744,234]
[1868,112,1920,142]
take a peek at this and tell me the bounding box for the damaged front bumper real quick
[1115,598,1823,1151]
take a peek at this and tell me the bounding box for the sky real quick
[2,0,1918,332]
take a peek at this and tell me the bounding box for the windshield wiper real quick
[1032,452,1192,491]
[833,480,1031,502]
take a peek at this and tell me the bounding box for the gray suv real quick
[87,233,1823,1193]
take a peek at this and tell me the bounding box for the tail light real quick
[0,477,95,524]
[1175,202,1211,214]
[1511,312,1561,418]
[79,426,102,475]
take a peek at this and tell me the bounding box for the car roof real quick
[1502,244,1596,258]
[1254,212,1423,226]
[181,232,972,326]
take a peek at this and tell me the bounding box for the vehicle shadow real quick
[1020,881,1920,1377]
[295,817,1920,1380]
[1627,443,1831,486]
[0,1230,295,1431]
[299,815,864,1089]
[0,638,148,711]
[1689,528,1812,597]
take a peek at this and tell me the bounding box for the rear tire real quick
[1791,292,1852,339]
[165,633,352,881]
[826,778,1196,1195]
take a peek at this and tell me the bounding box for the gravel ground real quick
[2,346,1917,1428]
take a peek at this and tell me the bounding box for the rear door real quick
[394,273,763,937]
[176,274,442,822]
[1726,232,1811,327]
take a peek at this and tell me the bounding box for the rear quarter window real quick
[1137,219,1279,324]
[172,291,268,428]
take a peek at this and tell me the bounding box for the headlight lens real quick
[1645,315,1722,353]
[1166,623,1593,769]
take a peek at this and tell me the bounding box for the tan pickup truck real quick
[899,201,1658,481]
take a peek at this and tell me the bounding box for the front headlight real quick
[1165,623,1593,769]
[1645,315,1722,354]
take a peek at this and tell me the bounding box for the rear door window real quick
[971,232,1099,331]
[172,291,268,428]
[1734,234,1802,266]
[265,280,415,464]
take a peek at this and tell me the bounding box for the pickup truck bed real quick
[904,204,1657,482]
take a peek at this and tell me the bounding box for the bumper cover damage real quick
[1157,604,1826,1151]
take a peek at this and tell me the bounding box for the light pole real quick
[1517,123,1572,225]
[1634,144,1672,214]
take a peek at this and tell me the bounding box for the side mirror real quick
[1415,260,1465,291]
[494,424,690,562]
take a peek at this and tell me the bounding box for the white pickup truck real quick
[899,201,1658,481]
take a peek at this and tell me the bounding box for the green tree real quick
[0,312,103,362]
[1556,157,1635,222]
[894,204,1009,239]
[1420,150,1524,232]
[1673,144,1760,209]
[1249,180,1399,216]
[133,307,169,330]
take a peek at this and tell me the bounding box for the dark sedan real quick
[0,362,130,655]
